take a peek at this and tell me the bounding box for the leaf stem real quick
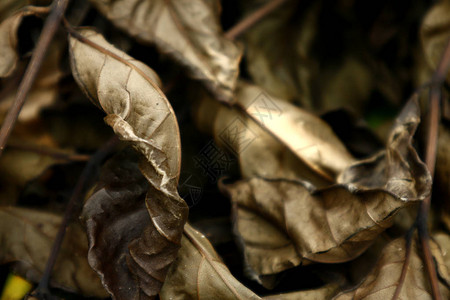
[7,141,90,161]
[225,0,289,40]
[32,136,119,298]
[0,0,70,157]
[392,228,414,300]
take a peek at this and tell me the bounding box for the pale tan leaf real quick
[89,0,242,102]
[69,28,188,299]
[334,237,450,300]
[194,82,355,184]
[0,206,108,298]
[160,223,261,300]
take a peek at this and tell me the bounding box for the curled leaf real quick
[0,6,45,77]
[223,98,430,279]
[0,206,107,297]
[195,82,354,184]
[334,236,450,299]
[89,0,242,102]
[70,28,188,299]
[160,223,261,300]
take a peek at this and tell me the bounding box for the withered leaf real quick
[421,0,450,82]
[160,223,261,300]
[70,29,188,299]
[89,0,242,102]
[0,6,46,78]
[194,82,354,184]
[334,236,450,299]
[223,98,430,279]
[263,283,340,300]
[0,206,107,298]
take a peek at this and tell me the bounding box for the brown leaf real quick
[89,0,242,102]
[160,223,261,300]
[263,283,340,300]
[0,6,44,78]
[334,236,450,300]
[70,28,188,299]
[420,0,450,82]
[222,98,430,279]
[194,82,355,184]
[0,206,108,297]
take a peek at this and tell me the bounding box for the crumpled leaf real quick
[420,0,450,82]
[70,28,188,299]
[334,236,450,300]
[160,223,261,300]
[0,206,108,298]
[222,98,430,279]
[194,82,354,184]
[0,6,45,78]
[89,0,242,102]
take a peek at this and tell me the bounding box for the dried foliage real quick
[0,0,450,300]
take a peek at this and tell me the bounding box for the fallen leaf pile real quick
[0,0,450,299]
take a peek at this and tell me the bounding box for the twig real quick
[0,0,70,157]
[7,141,90,161]
[32,136,119,298]
[225,0,289,40]
[414,37,450,300]
[392,228,415,300]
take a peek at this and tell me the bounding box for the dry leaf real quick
[160,223,261,300]
[334,236,450,300]
[70,28,188,299]
[421,0,450,82]
[241,0,317,107]
[222,98,430,279]
[194,82,354,184]
[0,206,108,297]
[0,6,43,78]
[263,283,340,300]
[89,0,242,102]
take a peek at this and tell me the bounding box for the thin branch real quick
[32,136,119,298]
[0,0,70,157]
[225,0,289,40]
[415,36,450,300]
[7,141,90,161]
[392,228,415,300]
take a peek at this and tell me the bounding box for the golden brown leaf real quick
[160,223,261,300]
[194,82,354,184]
[222,98,430,280]
[263,283,340,300]
[334,236,450,300]
[69,28,188,299]
[0,206,108,298]
[89,0,242,102]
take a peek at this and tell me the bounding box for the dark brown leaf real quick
[70,29,188,299]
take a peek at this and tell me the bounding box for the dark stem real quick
[225,0,289,40]
[392,228,415,300]
[415,37,450,300]
[0,0,70,157]
[32,136,119,298]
